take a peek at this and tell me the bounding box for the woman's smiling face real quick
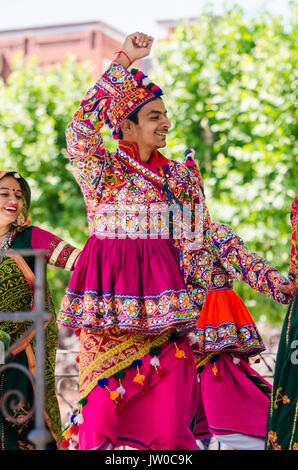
[0,175,24,227]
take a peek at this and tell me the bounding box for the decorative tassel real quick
[73,413,84,425]
[211,358,222,380]
[78,397,87,407]
[68,438,78,451]
[74,329,81,337]
[149,346,164,376]
[110,390,120,401]
[233,357,241,365]
[98,377,119,404]
[129,67,163,96]
[132,359,145,386]
[60,439,70,449]
[63,428,72,440]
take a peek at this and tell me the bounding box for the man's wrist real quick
[115,50,134,68]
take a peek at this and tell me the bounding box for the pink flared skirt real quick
[58,235,199,335]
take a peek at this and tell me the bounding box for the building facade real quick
[0,20,126,81]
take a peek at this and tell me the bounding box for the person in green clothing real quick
[0,170,81,450]
[266,195,298,450]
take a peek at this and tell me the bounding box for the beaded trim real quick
[116,149,166,185]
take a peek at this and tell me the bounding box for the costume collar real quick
[119,140,169,168]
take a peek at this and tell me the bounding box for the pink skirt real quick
[58,235,199,335]
[195,353,272,440]
[78,336,199,450]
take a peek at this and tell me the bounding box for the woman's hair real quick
[118,111,139,140]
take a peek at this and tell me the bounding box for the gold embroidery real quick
[79,330,172,400]
[289,399,298,450]
[48,241,68,266]
[65,248,81,271]
[273,387,291,409]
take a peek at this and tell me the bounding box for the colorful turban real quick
[103,63,163,139]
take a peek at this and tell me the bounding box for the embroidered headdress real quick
[103,62,163,139]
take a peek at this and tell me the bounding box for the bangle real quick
[114,50,132,66]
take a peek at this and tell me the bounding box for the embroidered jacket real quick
[65,61,213,310]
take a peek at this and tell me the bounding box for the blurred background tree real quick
[152,3,297,324]
[0,3,296,324]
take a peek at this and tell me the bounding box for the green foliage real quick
[152,3,297,324]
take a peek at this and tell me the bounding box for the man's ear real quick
[121,119,135,137]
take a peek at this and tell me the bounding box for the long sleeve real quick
[66,60,132,200]
[210,222,291,304]
[31,226,81,271]
[169,164,214,309]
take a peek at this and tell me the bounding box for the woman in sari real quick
[0,170,80,450]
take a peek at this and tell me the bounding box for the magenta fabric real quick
[70,235,185,295]
[58,235,199,333]
[78,337,199,450]
[195,353,272,440]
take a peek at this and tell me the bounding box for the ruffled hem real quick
[58,288,198,335]
[192,288,265,357]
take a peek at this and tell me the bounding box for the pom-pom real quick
[114,370,126,380]
[169,332,179,343]
[78,397,88,407]
[63,428,72,440]
[70,425,79,435]
[73,413,84,425]
[132,359,143,369]
[175,349,185,359]
[110,390,120,401]
[60,439,70,449]
[68,439,78,450]
[150,357,160,367]
[133,373,145,385]
[97,378,109,388]
[116,385,126,396]
[188,333,198,346]
[74,330,81,337]
[75,355,80,364]
[149,346,161,357]
[233,357,241,365]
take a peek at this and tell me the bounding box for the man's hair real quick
[118,111,139,140]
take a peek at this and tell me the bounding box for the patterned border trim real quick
[79,330,172,400]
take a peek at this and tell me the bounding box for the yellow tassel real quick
[212,365,218,375]
[175,349,185,359]
[133,373,145,385]
[110,390,120,401]
[63,428,72,439]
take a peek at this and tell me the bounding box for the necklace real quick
[0,227,15,263]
